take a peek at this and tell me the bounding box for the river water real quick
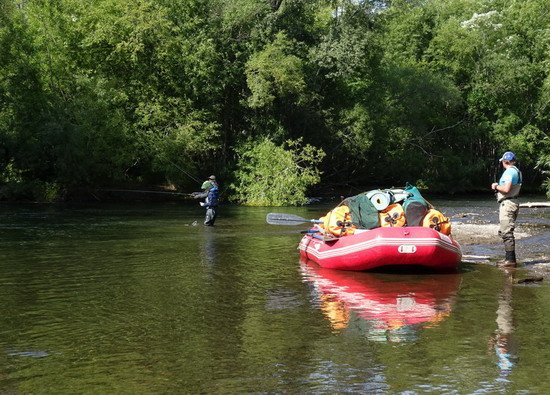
[1,197,549,393]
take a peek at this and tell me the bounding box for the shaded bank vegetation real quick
[1,0,549,205]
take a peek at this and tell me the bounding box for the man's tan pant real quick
[499,199,519,251]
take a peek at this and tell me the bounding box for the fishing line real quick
[166,159,202,184]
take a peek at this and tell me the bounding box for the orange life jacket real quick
[422,209,451,235]
[319,205,356,236]
[379,203,406,227]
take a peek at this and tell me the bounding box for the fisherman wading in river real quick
[491,151,522,267]
[192,175,219,226]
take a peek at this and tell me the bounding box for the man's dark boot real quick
[498,250,517,267]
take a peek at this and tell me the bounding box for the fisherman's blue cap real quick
[499,151,516,162]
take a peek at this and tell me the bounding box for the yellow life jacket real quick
[320,205,356,236]
[422,209,451,235]
[379,204,406,227]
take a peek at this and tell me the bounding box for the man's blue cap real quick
[499,151,516,162]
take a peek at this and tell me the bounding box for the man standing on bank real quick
[491,151,522,267]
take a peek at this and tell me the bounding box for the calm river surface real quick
[1,197,549,393]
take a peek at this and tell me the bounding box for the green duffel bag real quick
[402,183,431,226]
[343,193,380,230]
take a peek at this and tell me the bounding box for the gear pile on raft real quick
[318,183,451,238]
[299,184,462,272]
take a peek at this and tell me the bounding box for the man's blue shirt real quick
[499,167,521,185]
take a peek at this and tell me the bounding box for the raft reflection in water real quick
[300,259,462,342]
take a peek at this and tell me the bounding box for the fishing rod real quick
[493,157,502,196]
[99,188,194,197]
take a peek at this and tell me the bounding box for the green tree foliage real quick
[72,0,223,186]
[307,1,384,185]
[246,32,306,109]
[380,0,549,190]
[1,0,134,198]
[230,138,325,206]
[0,0,548,203]
[536,157,550,198]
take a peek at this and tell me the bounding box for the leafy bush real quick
[0,180,62,202]
[230,138,325,206]
[536,157,550,198]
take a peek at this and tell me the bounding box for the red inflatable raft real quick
[298,226,461,271]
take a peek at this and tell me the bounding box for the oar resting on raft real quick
[266,213,323,226]
[266,213,343,241]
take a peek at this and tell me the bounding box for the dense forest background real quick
[1,0,549,204]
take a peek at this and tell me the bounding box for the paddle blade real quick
[266,213,320,225]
